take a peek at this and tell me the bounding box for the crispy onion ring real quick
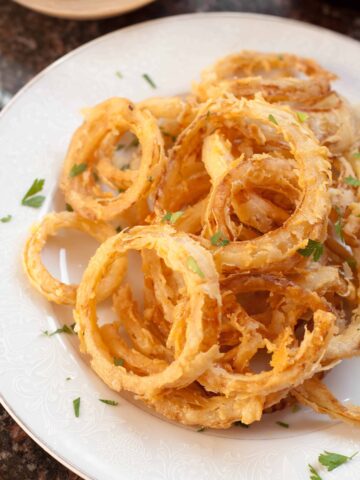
[159,95,331,270]
[60,98,166,222]
[22,212,127,305]
[143,384,290,429]
[194,51,336,104]
[74,225,221,397]
[199,274,335,397]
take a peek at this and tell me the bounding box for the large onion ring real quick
[74,225,222,397]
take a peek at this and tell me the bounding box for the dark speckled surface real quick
[0,0,359,478]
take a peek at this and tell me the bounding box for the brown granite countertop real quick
[0,0,360,478]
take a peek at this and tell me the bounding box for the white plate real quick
[1,12,360,480]
[12,0,155,20]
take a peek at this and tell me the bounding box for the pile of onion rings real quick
[24,51,360,429]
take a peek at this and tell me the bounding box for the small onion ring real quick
[22,211,127,305]
[60,97,166,222]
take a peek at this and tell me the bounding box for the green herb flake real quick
[233,420,249,428]
[116,144,125,151]
[115,70,123,79]
[275,421,289,429]
[291,404,300,413]
[344,176,360,187]
[318,450,358,472]
[334,206,344,242]
[23,196,45,208]
[65,203,74,212]
[309,464,323,480]
[73,397,80,418]
[161,210,184,224]
[186,256,205,278]
[43,324,74,336]
[162,212,172,222]
[66,377,72,381]
[147,176,154,183]
[197,426,206,432]
[120,164,130,171]
[268,114,278,125]
[118,188,126,193]
[298,239,324,262]
[114,357,124,367]
[0,215,12,223]
[277,54,284,61]
[210,230,230,247]
[116,226,122,233]
[296,111,309,123]
[142,73,157,89]
[69,163,87,178]
[21,178,45,208]
[353,152,360,159]
[93,171,100,182]
[99,399,119,406]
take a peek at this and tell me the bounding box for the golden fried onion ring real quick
[74,225,222,397]
[194,51,336,104]
[23,211,127,305]
[61,98,165,222]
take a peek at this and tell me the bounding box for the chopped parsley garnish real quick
[318,450,358,471]
[120,164,130,171]
[197,426,206,432]
[0,215,12,223]
[309,464,322,480]
[43,323,75,336]
[344,176,360,187]
[142,73,157,89]
[118,188,126,193]
[161,211,184,224]
[65,203,73,212]
[93,171,100,182]
[73,397,80,417]
[21,178,45,208]
[298,240,324,262]
[116,144,125,151]
[147,176,154,183]
[275,421,289,428]
[233,421,249,428]
[115,71,123,79]
[296,111,309,123]
[268,114,278,125]
[334,206,344,242]
[69,163,87,178]
[99,399,119,406]
[210,230,230,247]
[353,152,360,159]
[114,357,124,366]
[291,404,300,413]
[186,256,205,278]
